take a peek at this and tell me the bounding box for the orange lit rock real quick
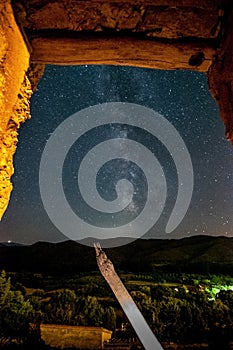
[13,0,221,39]
[0,0,31,219]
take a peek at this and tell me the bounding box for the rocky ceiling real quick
[0,0,232,219]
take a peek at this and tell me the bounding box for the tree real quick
[42,289,78,325]
[217,289,233,316]
[76,296,104,326]
[103,307,117,331]
[0,270,39,346]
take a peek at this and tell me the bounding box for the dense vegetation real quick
[1,269,233,349]
[0,271,42,349]
[1,236,233,348]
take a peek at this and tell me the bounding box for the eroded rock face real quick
[0,0,232,220]
[13,0,222,38]
[208,6,233,144]
[0,1,44,219]
[0,0,31,219]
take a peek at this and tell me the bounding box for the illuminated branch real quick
[94,242,164,350]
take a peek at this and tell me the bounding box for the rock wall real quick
[13,0,223,38]
[0,0,31,219]
[208,4,233,144]
[0,1,44,220]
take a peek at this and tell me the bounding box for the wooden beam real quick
[30,34,215,72]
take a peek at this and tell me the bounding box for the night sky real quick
[0,65,232,245]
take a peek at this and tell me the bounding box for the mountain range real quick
[0,235,233,275]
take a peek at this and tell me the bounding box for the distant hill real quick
[0,235,233,275]
[0,242,24,247]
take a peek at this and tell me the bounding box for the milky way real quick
[0,65,232,244]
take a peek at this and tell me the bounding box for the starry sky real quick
[0,65,232,244]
